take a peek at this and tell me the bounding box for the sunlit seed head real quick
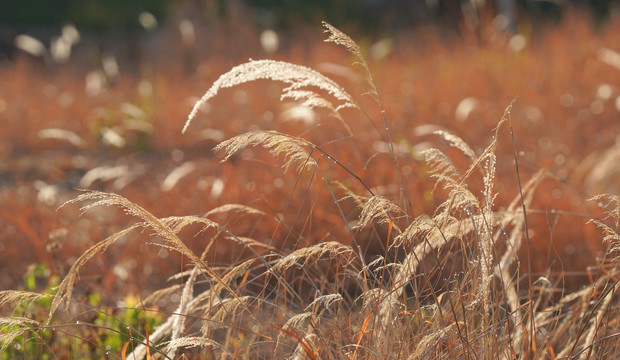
[413,124,443,137]
[493,14,511,32]
[50,36,71,63]
[373,140,390,153]
[370,38,393,60]
[101,128,126,148]
[61,24,80,44]
[120,102,145,119]
[280,105,316,125]
[38,128,86,148]
[102,55,119,79]
[508,34,526,52]
[527,229,535,239]
[187,96,211,115]
[210,178,224,199]
[455,97,478,122]
[260,29,279,53]
[597,84,613,100]
[85,71,106,97]
[598,47,620,71]
[200,128,225,141]
[179,19,195,45]
[398,140,409,154]
[14,34,46,57]
[161,161,196,191]
[113,264,129,281]
[138,12,158,31]
[35,181,59,206]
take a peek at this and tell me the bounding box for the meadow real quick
[1,11,620,359]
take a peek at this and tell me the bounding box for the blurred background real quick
[2,0,619,67]
[1,0,619,35]
[1,0,620,299]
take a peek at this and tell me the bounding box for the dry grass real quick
[1,12,620,359]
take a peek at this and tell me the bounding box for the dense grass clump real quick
[2,20,620,359]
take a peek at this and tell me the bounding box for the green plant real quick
[1,264,163,358]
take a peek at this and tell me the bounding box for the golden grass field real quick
[1,10,620,359]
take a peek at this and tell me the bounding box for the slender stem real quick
[509,122,535,355]
[312,144,375,197]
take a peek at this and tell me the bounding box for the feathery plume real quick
[0,290,50,309]
[166,336,231,355]
[281,89,352,134]
[214,130,317,172]
[272,241,353,272]
[204,203,266,218]
[0,317,41,352]
[161,161,196,191]
[354,195,405,232]
[51,191,248,326]
[434,130,477,163]
[184,59,358,133]
[323,22,380,104]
